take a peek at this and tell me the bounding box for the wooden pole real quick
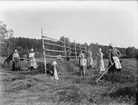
[64,37,67,60]
[85,44,87,53]
[80,44,81,52]
[41,28,47,74]
[74,40,77,59]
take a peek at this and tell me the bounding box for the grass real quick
[0,57,137,105]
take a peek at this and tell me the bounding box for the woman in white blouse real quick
[29,48,37,70]
[97,48,105,74]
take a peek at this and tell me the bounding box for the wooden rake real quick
[96,62,115,83]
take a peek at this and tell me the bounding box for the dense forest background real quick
[0,21,138,59]
[1,37,138,59]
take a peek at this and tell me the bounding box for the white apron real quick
[29,53,37,68]
[113,56,122,69]
[54,66,59,80]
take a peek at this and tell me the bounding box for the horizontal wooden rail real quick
[45,48,66,53]
[45,55,78,58]
[43,42,65,48]
[43,35,72,45]
[45,48,86,54]
[43,35,87,48]
[43,35,88,50]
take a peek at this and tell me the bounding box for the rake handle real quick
[96,62,115,83]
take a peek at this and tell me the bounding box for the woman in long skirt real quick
[87,50,93,75]
[29,49,37,70]
[12,49,20,70]
[97,48,105,74]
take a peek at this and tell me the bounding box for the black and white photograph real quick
[0,0,137,105]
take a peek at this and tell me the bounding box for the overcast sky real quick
[0,1,137,48]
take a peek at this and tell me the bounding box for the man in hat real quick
[12,49,20,70]
[108,43,122,74]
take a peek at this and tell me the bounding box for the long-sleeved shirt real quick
[109,48,121,64]
[13,52,20,59]
[29,52,35,58]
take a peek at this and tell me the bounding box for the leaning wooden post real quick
[41,28,47,74]
[63,37,67,60]
[85,44,87,55]
[74,40,77,60]
[80,44,81,52]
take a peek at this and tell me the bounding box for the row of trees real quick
[1,36,138,59]
[0,21,138,59]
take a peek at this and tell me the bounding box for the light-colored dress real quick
[29,52,37,68]
[87,56,93,66]
[97,52,105,72]
[54,66,59,80]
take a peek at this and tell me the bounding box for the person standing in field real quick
[97,48,105,74]
[23,52,28,59]
[29,48,37,70]
[67,48,71,61]
[80,54,87,76]
[87,50,93,76]
[108,43,122,74]
[79,51,84,67]
[12,49,20,71]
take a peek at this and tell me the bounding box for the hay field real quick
[0,57,137,105]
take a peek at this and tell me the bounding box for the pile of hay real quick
[37,59,78,74]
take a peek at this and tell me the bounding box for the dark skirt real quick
[12,59,20,71]
[67,56,70,61]
[79,66,85,71]
[87,65,92,69]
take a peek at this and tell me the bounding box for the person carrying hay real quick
[87,50,93,76]
[28,48,37,70]
[46,61,60,80]
[97,48,105,74]
[52,61,59,80]
[12,49,20,70]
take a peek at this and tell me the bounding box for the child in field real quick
[80,54,87,76]
[97,48,105,74]
[87,50,93,76]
